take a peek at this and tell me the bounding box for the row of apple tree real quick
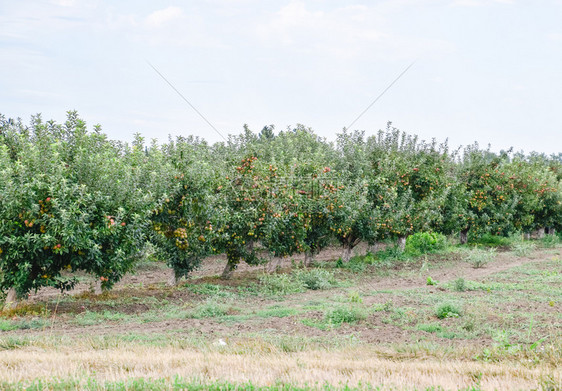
[1,112,561,301]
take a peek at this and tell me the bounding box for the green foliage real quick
[405,232,447,255]
[512,241,537,257]
[435,303,462,319]
[472,233,511,247]
[336,253,376,272]
[453,278,467,292]
[540,234,561,248]
[426,276,438,286]
[325,305,367,325]
[0,113,166,297]
[258,273,305,296]
[188,300,231,319]
[417,323,443,333]
[2,111,561,299]
[294,269,337,290]
[258,269,337,295]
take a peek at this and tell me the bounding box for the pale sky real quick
[1,0,561,154]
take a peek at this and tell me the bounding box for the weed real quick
[465,248,496,268]
[336,253,376,272]
[405,232,447,256]
[0,318,48,331]
[256,306,297,318]
[186,283,235,298]
[372,301,394,312]
[417,323,442,333]
[436,303,462,319]
[348,291,363,303]
[471,233,511,247]
[541,234,561,248]
[376,246,410,262]
[426,276,438,286]
[0,303,50,318]
[512,241,537,257]
[188,300,232,319]
[325,305,367,325]
[294,269,337,290]
[74,310,131,326]
[258,273,305,296]
[454,278,467,292]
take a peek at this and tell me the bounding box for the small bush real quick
[426,276,438,286]
[325,305,367,325]
[336,253,376,273]
[436,303,462,319]
[512,241,536,257]
[405,232,447,256]
[294,269,337,290]
[258,273,305,296]
[453,278,467,292]
[471,233,511,247]
[189,301,231,318]
[541,234,560,248]
[348,291,363,303]
[465,248,496,268]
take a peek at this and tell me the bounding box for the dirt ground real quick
[7,245,557,348]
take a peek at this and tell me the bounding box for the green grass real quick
[74,310,132,326]
[256,305,299,318]
[0,377,381,391]
[0,317,49,331]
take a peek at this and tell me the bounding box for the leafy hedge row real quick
[1,113,560,299]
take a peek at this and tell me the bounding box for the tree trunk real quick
[3,288,18,310]
[367,242,381,255]
[397,236,407,252]
[459,229,469,245]
[304,251,314,267]
[536,227,545,239]
[167,269,180,286]
[267,255,283,273]
[89,280,103,295]
[341,246,353,263]
[221,261,236,280]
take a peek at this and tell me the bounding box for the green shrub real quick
[465,248,496,268]
[541,234,560,248]
[258,273,305,296]
[453,278,467,292]
[471,233,511,247]
[435,303,462,319]
[426,276,438,286]
[294,269,337,290]
[512,241,536,257]
[189,300,231,318]
[325,305,367,325]
[405,232,447,256]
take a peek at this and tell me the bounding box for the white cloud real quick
[256,1,384,58]
[452,0,513,6]
[145,6,185,27]
[547,33,562,41]
[50,0,77,6]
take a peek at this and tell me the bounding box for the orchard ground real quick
[0,239,561,391]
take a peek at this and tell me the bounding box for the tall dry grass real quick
[0,342,559,390]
